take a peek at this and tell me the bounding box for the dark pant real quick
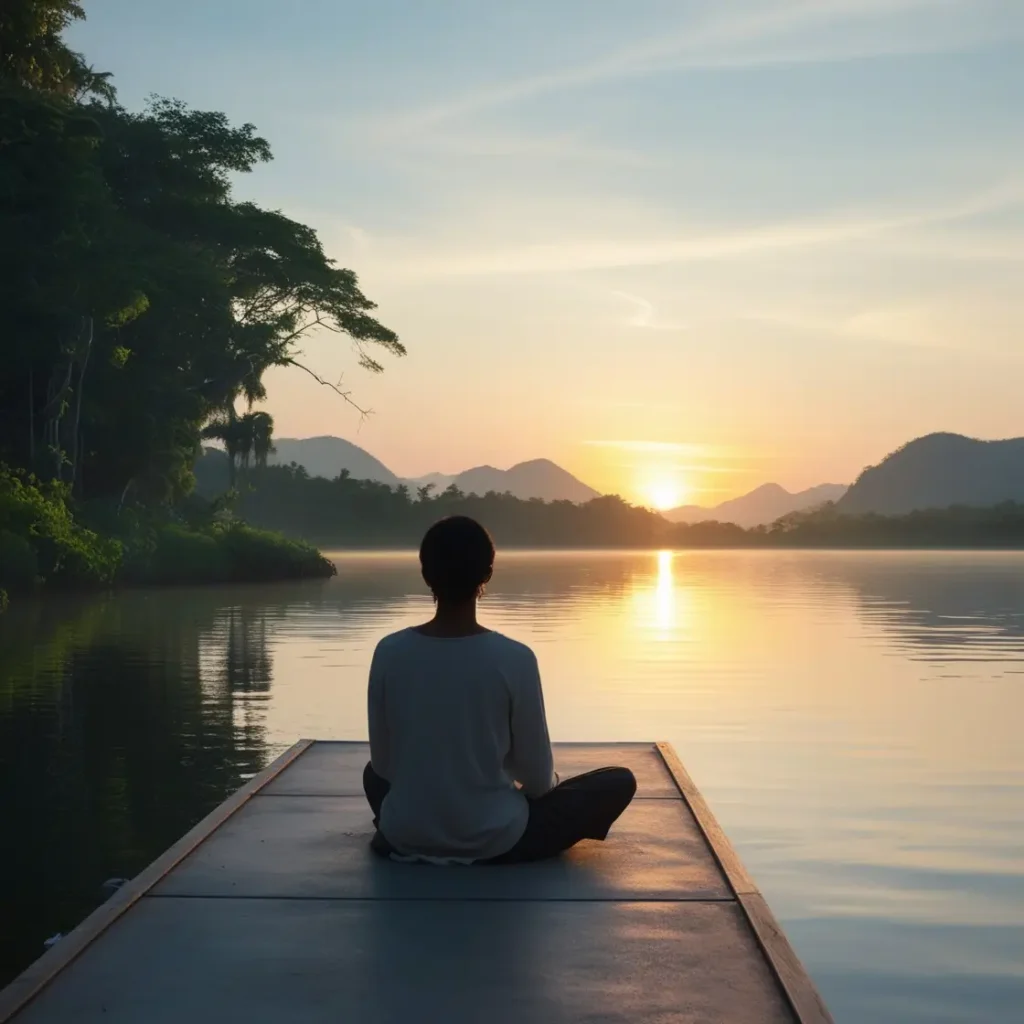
[362,762,636,864]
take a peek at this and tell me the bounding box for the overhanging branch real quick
[284,358,371,417]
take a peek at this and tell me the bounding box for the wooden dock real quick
[0,741,833,1023]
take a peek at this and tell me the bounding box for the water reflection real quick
[1,552,1022,1022]
[818,552,1024,661]
[653,550,675,635]
[0,591,277,986]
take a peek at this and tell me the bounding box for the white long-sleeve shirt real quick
[367,627,557,861]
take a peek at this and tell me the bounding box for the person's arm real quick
[508,649,557,798]
[367,643,391,780]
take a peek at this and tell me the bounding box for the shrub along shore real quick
[0,466,335,606]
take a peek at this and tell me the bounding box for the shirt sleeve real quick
[508,648,557,798]
[367,643,391,780]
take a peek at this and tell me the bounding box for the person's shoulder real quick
[373,627,417,655]
[484,631,538,667]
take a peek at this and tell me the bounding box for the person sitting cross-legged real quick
[363,515,636,864]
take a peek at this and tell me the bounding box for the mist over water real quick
[2,550,1022,1021]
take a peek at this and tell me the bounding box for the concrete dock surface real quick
[0,741,833,1023]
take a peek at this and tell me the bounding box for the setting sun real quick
[646,479,690,511]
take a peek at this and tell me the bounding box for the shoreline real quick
[8,546,1023,611]
[313,543,1024,554]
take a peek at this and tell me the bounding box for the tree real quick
[249,412,274,470]
[1,0,84,92]
[0,0,113,99]
[0,90,402,504]
[1,3,402,515]
[66,96,400,502]
[0,86,149,488]
[200,409,274,488]
[201,413,243,491]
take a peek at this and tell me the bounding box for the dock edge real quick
[656,742,835,1024]
[0,738,316,1023]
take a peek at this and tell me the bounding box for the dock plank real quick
[12,898,793,1024]
[262,740,681,798]
[657,740,759,895]
[152,794,730,901]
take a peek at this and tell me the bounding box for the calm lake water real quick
[1,550,1022,1020]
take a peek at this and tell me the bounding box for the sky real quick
[70,1,1024,507]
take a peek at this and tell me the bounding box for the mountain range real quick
[268,436,400,485]
[407,461,599,503]
[665,432,1024,525]
[266,436,598,502]
[214,431,1024,523]
[664,483,848,528]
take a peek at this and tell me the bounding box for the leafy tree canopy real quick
[0,4,402,507]
[0,0,111,98]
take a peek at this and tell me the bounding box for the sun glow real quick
[646,477,691,511]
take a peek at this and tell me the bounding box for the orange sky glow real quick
[72,1,1024,506]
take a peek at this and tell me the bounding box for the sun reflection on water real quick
[654,549,675,633]
[628,549,691,641]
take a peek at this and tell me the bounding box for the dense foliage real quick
[0,76,401,501]
[0,1,397,591]
[0,466,335,592]
[0,1,112,98]
[0,465,120,589]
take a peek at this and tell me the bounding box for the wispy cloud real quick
[390,0,1020,130]
[749,296,1024,355]
[368,129,659,168]
[610,291,689,331]
[853,230,1024,264]
[368,179,1024,278]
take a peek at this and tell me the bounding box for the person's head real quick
[419,516,495,604]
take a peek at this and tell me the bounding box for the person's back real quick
[368,628,554,860]
[363,516,636,864]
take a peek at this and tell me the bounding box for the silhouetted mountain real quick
[838,433,1024,515]
[197,436,599,503]
[409,472,453,491]
[665,482,848,528]
[409,459,599,503]
[268,436,400,485]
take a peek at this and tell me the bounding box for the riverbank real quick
[119,522,336,585]
[0,468,335,604]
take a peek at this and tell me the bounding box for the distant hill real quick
[838,433,1024,515]
[268,436,400,485]
[409,459,600,503]
[197,435,599,503]
[665,482,848,528]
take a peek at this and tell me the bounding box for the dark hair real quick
[419,516,495,603]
